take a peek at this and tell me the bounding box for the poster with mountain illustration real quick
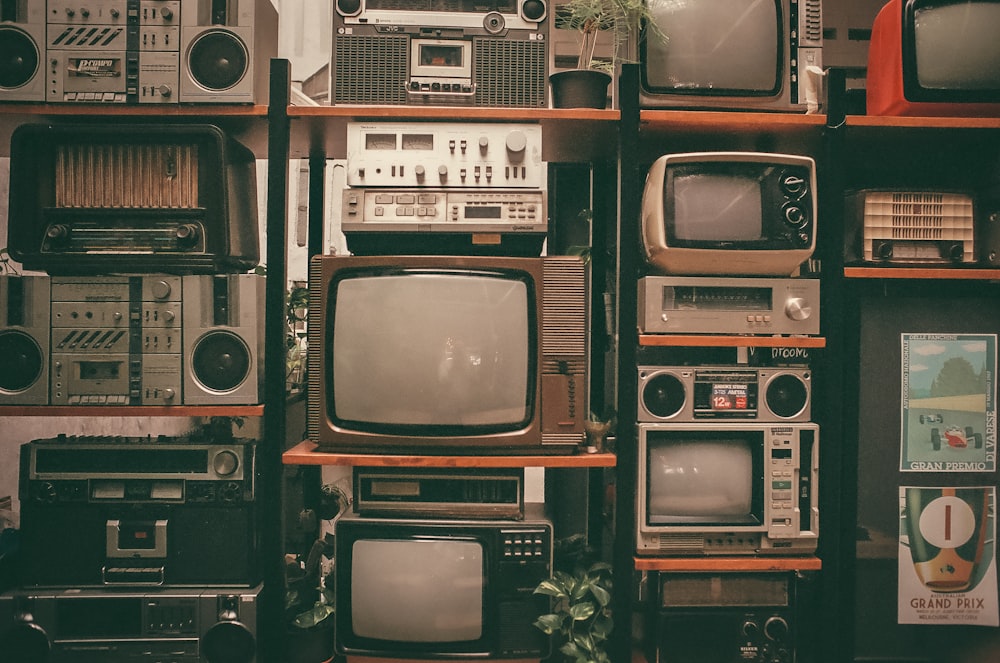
[901,334,996,472]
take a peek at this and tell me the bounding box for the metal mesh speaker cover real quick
[474,38,547,107]
[333,35,409,105]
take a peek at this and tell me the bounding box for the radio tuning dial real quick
[46,224,69,241]
[214,450,240,477]
[785,297,812,322]
[176,224,199,246]
[741,620,760,639]
[764,616,790,641]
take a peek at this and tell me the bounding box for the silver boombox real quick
[638,366,812,423]
[331,0,549,107]
[37,0,277,104]
[0,274,264,406]
[340,122,548,255]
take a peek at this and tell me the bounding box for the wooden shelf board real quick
[0,104,268,117]
[283,440,617,467]
[288,105,619,122]
[844,266,1000,280]
[0,405,264,417]
[845,115,1000,130]
[634,556,822,572]
[638,335,826,348]
[640,110,827,132]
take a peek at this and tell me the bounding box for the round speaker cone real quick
[188,30,249,91]
[765,373,808,419]
[192,331,251,392]
[642,373,686,419]
[202,620,256,663]
[0,28,40,90]
[0,330,43,392]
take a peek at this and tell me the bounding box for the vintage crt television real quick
[334,506,552,660]
[636,423,819,556]
[307,254,588,455]
[641,152,817,276]
[639,0,824,111]
[867,0,1000,117]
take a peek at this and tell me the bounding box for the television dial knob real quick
[783,204,806,226]
[785,297,812,322]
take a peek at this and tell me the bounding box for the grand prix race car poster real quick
[901,334,996,473]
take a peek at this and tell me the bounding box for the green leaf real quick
[568,601,596,621]
[590,582,611,608]
[533,579,569,599]
[533,613,565,635]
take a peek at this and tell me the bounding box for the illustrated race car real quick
[931,425,983,450]
[919,413,944,424]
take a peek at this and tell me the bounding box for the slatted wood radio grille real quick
[54,144,200,209]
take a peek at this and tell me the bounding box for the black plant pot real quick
[550,69,612,109]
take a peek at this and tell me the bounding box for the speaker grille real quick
[474,38,547,107]
[0,26,40,89]
[333,35,408,105]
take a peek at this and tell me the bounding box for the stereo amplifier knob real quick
[157,84,172,98]
[110,8,119,18]
[741,620,760,639]
[161,7,174,20]
[214,450,240,477]
[506,130,527,154]
[479,136,489,153]
[439,165,448,181]
[162,388,176,401]
[151,280,173,300]
[784,297,812,322]
[415,165,425,181]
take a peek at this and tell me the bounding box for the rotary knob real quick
[439,165,448,181]
[175,223,199,246]
[764,616,790,642]
[150,280,173,300]
[415,165,426,181]
[785,297,812,322]
[506,130,527,160]
[161,7,174,20]
[161,388,176,401]
[213,450,240,477]
[479,136,489,153]
[157,84,172,98]
[46,224,70,242]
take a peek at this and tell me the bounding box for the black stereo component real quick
[638,366,812,423]
[0,584,262,663]
[647,571,814,663]
[0,0,44,101]
[7,123,259,275]
[331,0,549,107]
[354,468,526,519]
[0,276,50,405]
[18,436,260,588]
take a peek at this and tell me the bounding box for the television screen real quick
[329,268,533,432]
[672,169,765,242]
[910,1,1000,92]
[868,0,1000,115]
[647,438,757,524]
[643,0,780,96]
[350,538,484,643]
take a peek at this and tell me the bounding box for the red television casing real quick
[866,0,1000,117]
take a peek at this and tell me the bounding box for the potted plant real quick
[549,0,663,108]
[285,537,337,663]
[532,535,614,663]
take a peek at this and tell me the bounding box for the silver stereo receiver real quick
[346,122,545,189]
[638,366,812,423]
[331,0,549,107]
[638,276,820,336]
[45,0,277,104]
